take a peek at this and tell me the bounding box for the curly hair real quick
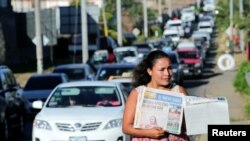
[132,50,170,88]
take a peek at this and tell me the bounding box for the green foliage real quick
[216,1,230,32]
[70,0,80,6]
[150,25,163,37]
[245,103,250,117]
[103,0,158,38]
[234,61,250,95]
[133,35,147,44]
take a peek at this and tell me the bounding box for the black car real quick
[53,64,95,81]
[95,63,137,80]
[0,65,25,140]
[20,73,69,117]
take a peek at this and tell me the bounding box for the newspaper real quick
[133,87,230,135]
[184,96,230,135]
[134,87,185,135]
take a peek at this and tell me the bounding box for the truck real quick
[176,41,203,77]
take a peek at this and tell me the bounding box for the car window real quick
[46,86,121,107]
[5,71,17,85]
[54,68,85,81]
[97,67,134,80]
[24,76,63,90]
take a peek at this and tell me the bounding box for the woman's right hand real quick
[146,127,165,139]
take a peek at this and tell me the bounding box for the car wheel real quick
[16,114,24,137]
[3,119,9,140]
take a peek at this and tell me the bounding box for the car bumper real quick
[32,127,127,141]
[182,67,202,76]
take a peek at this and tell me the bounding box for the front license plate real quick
[69,136,87,141]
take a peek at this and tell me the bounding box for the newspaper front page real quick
[134,87,185,135]
[133,87,230,136]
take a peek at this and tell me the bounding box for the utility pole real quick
[143,0,148,39]
[81,0,88,63]
[102,0,108,36]
[117,0,122,46]
[197,0,200,9]
[34,0,43,74]
[166,0,172,17]
[239,0,244,52]
[73,2,79,63]
[158,0,162,22]
[230,0,233,40]
[229,0,234,53]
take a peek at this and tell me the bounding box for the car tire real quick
[15,113,24,138]
[1,119,9,141]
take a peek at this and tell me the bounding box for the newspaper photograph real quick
[134,87,185,135]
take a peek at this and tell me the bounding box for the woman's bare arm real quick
[122,88,165,138]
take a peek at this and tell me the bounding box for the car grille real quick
[56,122,102,132]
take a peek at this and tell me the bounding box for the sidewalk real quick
[193,64,250,141]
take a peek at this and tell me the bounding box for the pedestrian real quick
[122,50,190,141]
[107,47,116,63]
[69,97,77,106]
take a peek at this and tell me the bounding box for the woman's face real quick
[148,57,172,87]
[150,116,156,124]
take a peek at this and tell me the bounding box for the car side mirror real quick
[32,100,43,109]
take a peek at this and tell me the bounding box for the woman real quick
[122,50,190,141]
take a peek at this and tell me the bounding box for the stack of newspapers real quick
[133,87,230,135]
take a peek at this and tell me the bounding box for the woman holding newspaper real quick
[122,50,190,141]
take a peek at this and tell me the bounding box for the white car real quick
[163,29,180,44]
[164,19,184,37]
[32,81,130,141]
[114,46,141,63]
[198,21,213,34]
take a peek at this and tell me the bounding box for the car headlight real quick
[33,119,52,130]
[103,118,122,130]
[195,63,201,67]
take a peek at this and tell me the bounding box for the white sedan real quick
[32,81,130,141]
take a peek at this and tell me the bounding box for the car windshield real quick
[24,76,63,90]
[97,67,134,80]
[46,86,121,107]
[115,50,136,58]
[54,68,85,81]
[90,53,108,64]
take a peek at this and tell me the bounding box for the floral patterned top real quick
[132,85,190,141]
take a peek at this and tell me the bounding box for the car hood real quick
[37,106,124,120]
[22,90,52,100]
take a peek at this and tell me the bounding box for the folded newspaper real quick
[133,87,230,135]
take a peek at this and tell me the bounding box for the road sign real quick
[32,35,49,46]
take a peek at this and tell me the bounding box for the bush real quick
[234,61,250,95]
